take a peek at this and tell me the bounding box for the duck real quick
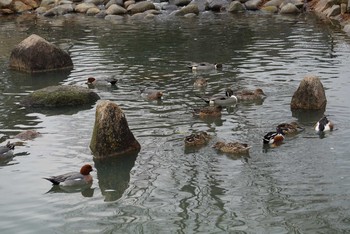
[198,88,238,106]
[236,88,266,101]
[315,116,334,132]
[140,88,163,100]
[44,164,93,187]
[85,77,118,86]
[0,141,15,158]
[188,62,223,71]
[263,127,285,145]
[192,105,222,118]
[193,77,208,88]
[184,131,211,147]
[277,121,304,135]
[213,141,251,154]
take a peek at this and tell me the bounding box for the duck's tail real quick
[43,177,60,185]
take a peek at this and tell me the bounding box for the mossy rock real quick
[21,85,100,107]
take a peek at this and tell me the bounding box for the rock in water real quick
[90,100,141,159]
[9,34,73,73]
[291,75,327,110]
[20,85,100,108]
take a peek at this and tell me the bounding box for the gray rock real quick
[21,85,100,108]
[90,100,141,159]
[280,2,300,14]
[106,4,127,14]
[325,4,340,17]
[263,0,284,7]
[127,1,155,14]
[9,34,73,73]
[86,7,100,15]
[174,0,191,6]
[244,0,262,10]
[290,75,327,110]
[75,2,97,13]
[227,1,246,13]
[175,3,199,15]
[206,0,230,11]
[43,4,74,16]
[343,24,350,33]
[0,0,12,8]
[189,0,207,11]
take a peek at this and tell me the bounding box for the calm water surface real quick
[0,12,350,233]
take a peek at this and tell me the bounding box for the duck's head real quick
[6,141,15,150]
[214,63,223,69]
[255,88,266,96]
[86,77,96,85]
[80,164,93,175]
[225,88,234,97]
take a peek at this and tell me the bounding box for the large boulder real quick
[90,100,141,159]
[21,85,100,107]
[290,75,327,110]
[9,34,73,73]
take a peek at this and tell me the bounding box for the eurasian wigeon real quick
[44,164,93,187]
[315,116,334,133]
[213,141,251,154]
[0,141,15,158]
[85,77,118,86]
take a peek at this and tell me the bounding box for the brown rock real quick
[9,34,73,73]
[90,100,141,159]
[291,75,327,110]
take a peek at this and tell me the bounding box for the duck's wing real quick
[44,172,79,185]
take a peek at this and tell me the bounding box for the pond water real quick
[1,11,350,233]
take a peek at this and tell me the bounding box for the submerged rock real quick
[21,85,100,107]
[9,34,73,73]
[90,100,141,159]
[291,75,327,110]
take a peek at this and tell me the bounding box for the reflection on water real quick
[0,12,350,233]
[94,153,138,202]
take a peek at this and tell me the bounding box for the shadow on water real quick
[291,108,325,126]
[45,184,95,197]
[94,153,138,202]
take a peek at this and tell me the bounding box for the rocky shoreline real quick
[1,0,350,31]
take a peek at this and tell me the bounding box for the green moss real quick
[22,85,100,107]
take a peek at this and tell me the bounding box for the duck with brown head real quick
[44,164,93,187]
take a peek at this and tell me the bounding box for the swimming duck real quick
[85,77,118,86]
[140,88,163,100]
[184,131,211,147]
[198,88,238,106]
[44,164,93,187]
[315,116,334,132]
[277,122,304,135]
[188,62,223,71]
[263,128,285,145]
[193,77,208,88]
[0,141,15,158]
[213,141,251,154]
[236,88,266,101]
[192,105,222,118]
